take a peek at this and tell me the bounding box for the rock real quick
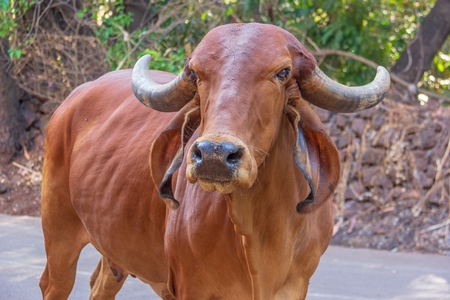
[362,148,385,165]
[373,129,394,149]
[351,118,365,137]
[425,165,436,179]
[343,200,358,219]
[427,188,442,206]
[371,187,389,204]
[314,107,331,123]
[0,183,8,194]
[361,166,382,187]
[20,101,37,129]
[431,122,442,133]
[40,101,61,115]
[372,115,385,130]
[385,165,398,183]
[30,96,42,107]
[336,133,352,149]
[413,150,430,171]
[380,174,394,191]
[335,115,349,129]
[345,182,363,200]
[329,124,341,136]
[402,189,420,200]
[34,135,45,152]
[413,127,437,150]
[36,115,52,135]
[444,153,450,169]
[373,223,390,235]
[390,187,404,200]
[359,107,377,119]
[418,172,434,189]
[339,149,347,160]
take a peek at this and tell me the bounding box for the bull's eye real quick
[276,68,290,81]
[189,70,198,81]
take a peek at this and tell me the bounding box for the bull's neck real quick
[226,117,308,233]
[224,118,312,299]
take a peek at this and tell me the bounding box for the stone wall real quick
[314,99,450,254]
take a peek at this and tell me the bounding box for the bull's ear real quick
[285,103,341,214]
[150,100,200,209]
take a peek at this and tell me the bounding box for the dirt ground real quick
[1,97,449,256]
[0,143,43,217]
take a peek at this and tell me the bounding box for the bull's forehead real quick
[190,23,292,74]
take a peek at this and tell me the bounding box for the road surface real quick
[1,214,449,299]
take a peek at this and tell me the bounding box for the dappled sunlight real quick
[392,274,450,300]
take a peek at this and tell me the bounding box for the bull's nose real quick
[193,141,243,166]
[191,141,243,180]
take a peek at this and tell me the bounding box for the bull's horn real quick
[132,55,197,112]
[299,66,390,113]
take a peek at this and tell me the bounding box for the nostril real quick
[222,143,243,166]
[192,145,203,163]
[226,149,243,165]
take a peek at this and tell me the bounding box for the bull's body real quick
[40,23,389,299]
[41,70,172,296]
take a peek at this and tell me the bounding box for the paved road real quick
[1,214,449,300]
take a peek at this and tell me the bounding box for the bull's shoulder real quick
[45,69,176,165]
[48,69,177,132]
[51,69,177,122]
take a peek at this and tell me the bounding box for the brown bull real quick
[40,23,390,299]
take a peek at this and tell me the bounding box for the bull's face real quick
[132,23,390,211]
[185,25,302,193]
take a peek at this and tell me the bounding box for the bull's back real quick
[43,69,175,282]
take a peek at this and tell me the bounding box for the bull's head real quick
[132,23,390,212]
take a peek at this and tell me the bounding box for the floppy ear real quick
[149,100,200,209]
[286,101,341,214]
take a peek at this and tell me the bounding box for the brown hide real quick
[40,23,346,300]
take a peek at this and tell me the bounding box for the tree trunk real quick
[391,0,450,85]
[124,0,152,33]
[0,40,25,165]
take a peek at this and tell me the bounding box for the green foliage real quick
[1,0,34,25]
[141,48,187,74]
[91,0,134,70]
[220,0,447,91]
[7,47,21,59]
[86,0,225,72]
[0,0,36,59]
[0,0,30,39]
